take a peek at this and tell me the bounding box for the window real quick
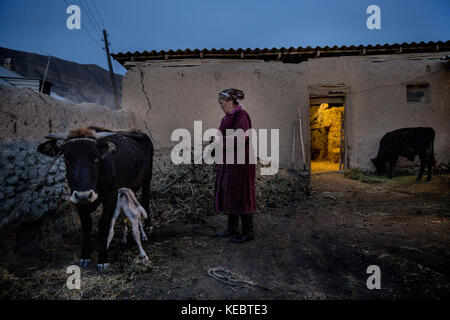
[407,84,430,103]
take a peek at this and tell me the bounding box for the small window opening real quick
[407,84,430,103]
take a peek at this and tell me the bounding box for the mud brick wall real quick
[0,85,134,141]
[0,85,136,231]
[122,51,450,171]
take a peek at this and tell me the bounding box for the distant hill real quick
[0,47,122,109]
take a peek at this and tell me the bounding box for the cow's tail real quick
[431,143,436,166]
[428,128,436,166]
[141,136,153,227]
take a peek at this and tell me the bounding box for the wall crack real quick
[138,68,152,111]
[136,68,160,149]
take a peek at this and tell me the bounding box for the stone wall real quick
[0,140,69,229]
[0,84,135,231]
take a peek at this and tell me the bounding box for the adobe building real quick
[112,41,450,173]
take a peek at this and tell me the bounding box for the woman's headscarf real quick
[218,88,245,105]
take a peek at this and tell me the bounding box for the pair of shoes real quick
[230,214,255,243]
[230,234,255,243]
[216,230,239,238]
[215,214,239,238]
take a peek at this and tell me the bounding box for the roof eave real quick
[112,40,450,68]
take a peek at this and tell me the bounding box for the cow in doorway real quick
[37,127,153,271]
[371,127,436,181]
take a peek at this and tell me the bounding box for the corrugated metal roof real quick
[0,65,46,92]
[112,40,450,67]
[3,78,41,91]
[0,65,24,78]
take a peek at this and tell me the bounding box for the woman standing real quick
[213,88,256,243]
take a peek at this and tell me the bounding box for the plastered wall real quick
[122,52,450,171]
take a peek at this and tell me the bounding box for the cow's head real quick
[37,128,116,204]
[370,157,386,175]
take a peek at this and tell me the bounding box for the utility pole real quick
[103,29,120,110]
[40,55,51,93]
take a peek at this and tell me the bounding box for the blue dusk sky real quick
[0,0,449,75]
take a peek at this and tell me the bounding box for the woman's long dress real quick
[215,106,256,215]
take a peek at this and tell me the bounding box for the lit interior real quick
[310,102,344,174]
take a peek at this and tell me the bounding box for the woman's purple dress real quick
[215,106,256,215]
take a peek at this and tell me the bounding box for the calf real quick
[371,127,436,181]
[107,188,150,261]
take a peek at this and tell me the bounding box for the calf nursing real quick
[107,187,150,261]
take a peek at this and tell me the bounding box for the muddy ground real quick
[1,172,449,300]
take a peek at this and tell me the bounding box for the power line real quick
[78,0,102,35]
[90,0,106,30]
[83,24,103,49]
[83,0,104,33]
[63,0,103,49]
[64,1,124,77]
[85,27,103,49]
[82,1,120,72]
[93,5,124,74]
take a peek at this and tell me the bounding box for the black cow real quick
[37,127,153,270]
[371,127,436,181]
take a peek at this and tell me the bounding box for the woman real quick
[213,88,256,243]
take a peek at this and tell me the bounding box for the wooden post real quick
[40,55,51,93]
[298,106,309,175]
[291,121,296,170]
[103,29,120,110]
[339,111,344,170]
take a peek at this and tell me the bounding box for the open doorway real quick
[309,96,345,174]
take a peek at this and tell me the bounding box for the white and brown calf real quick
[107,187,150,261]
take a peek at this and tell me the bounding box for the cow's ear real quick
[37,140,62,157]
[97,141,116,158]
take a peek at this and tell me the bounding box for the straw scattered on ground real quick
[148,149,306,228]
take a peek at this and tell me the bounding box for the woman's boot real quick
[216,214,239,237]
[231,214,254,243]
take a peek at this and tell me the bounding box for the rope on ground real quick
[207,266,274,291]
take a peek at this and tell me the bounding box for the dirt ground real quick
[1,172,449,300]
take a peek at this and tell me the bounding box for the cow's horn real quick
[95,132,117,139]
[45,132,67,140]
